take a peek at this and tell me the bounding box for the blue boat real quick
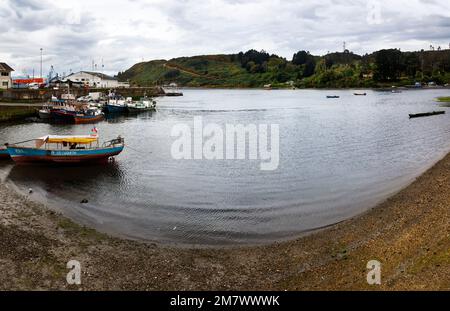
[6,134,124,164]
[0,146,9,159]
[105,103,127,113]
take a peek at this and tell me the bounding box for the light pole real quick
[40,48,43,78]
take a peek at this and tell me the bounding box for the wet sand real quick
[0,153,449,290]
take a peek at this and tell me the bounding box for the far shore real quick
[0,150,449,290]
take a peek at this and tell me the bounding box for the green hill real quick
[117,49,450,88]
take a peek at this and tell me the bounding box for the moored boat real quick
[0,146,10,159]
[39,104,52,119]
[74,108,104,124]
[353,92,367,96]
[409,111,445,118]
[105,102,128,113]
[127,97,157,112]
[326,95,340,98]
[6,132,124,164]
[51,109,77,123]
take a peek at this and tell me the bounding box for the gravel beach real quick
[0,153,449,290]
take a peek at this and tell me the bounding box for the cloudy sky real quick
[1,0,450,77]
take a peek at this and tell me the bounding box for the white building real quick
[64,71,129,88]
[0,62,14,89]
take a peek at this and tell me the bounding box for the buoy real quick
[28,188,33,194]
[80,199,88,204]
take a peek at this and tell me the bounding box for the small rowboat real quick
[0,146,10,159]
[326,95,340,98]
[5,133,124,164]
[353,92,367,96]
[409,111,445,118]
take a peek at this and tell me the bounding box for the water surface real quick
[1,89,449,246]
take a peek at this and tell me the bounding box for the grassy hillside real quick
[117,49,450,88]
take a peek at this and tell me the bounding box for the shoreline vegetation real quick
[1,152,449,290]
[118,48,450,89]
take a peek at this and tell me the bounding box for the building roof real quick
[67,71,117,81]
[0,62,14,72]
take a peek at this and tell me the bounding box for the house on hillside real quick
[64,71,129,88]
[0,62,14,89]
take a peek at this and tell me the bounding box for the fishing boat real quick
[353,92,367,96]
[5,131,124,164]
[38,104,52,120]
[0,146,10,159]
[409,111,445,118]
[74,108,104,124]
[51,109,77,123]
[127,97,157,112]
[326,95,340,98]
[105,93,131,114]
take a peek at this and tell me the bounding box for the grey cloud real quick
[1,0,450,77]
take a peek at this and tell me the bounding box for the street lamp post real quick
[40,48,43,78]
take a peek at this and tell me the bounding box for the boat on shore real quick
[409,111,445,118]
[5,132,124,164]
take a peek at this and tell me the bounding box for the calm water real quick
[1,89,450,246]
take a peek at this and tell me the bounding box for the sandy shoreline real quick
[0,153,449,290]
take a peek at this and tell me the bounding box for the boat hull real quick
[39,110,51,119]
[105,104,127,113]
[51,110,76,123]
[7,146,124,164]
[74,114,104,124]
[0,148,10,159]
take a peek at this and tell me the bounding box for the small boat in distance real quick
[409,111,445,118]
[327,95,340,98]
[5,130,124,164]
[0,146,10,159]
[163,83,183,96]
[353,92,367,96]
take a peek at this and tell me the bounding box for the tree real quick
[374,49,402,81]
[292,50,310,65]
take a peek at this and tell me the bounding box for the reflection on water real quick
[1,89,450,246]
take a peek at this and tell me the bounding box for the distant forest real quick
[117,48,450,88]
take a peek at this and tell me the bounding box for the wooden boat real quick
[409,111,445,118]
[326,95,340,98]
[51,109,77,123]
[0,146,10,159]
[74,108,104,124]
[353,92,367,96]
[5,133,124,164]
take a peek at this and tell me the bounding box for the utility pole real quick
[40,48,43,78]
